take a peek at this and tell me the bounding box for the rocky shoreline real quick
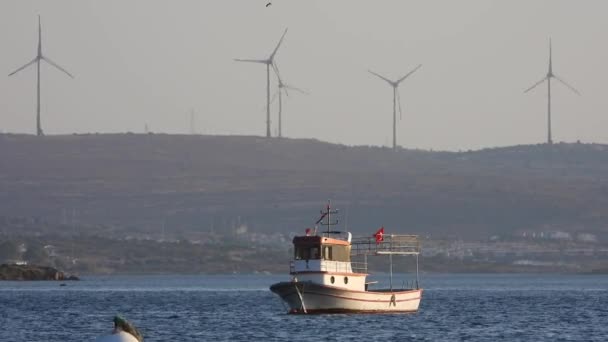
[0,264,79,281]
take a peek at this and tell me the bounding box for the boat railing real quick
[319,261,362,274]
[289,260,368,274]
[350,234,420,257]
[350,262,368,274]
[401,279,418,290]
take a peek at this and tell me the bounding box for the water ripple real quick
[0,274,606,342]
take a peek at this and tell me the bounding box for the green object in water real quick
[113,316,143,342]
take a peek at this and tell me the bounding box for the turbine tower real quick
[524,39,580,145]
[8,16,74,136]
[368,64,421,150]
[270,70,308,138]
[235,28,288,138]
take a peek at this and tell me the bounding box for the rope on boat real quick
[295,284,308,314]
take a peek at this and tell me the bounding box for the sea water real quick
[0,273,606,341]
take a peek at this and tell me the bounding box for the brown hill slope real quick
[1,133,607,240]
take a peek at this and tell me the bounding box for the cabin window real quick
[322,245,350,262]
[294,247,308,260]
[344,277,349,284]
[330,276,335,284]
[294,246,321,260]
[323,246,332,260]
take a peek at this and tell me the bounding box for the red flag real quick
[373,227,384,244]
[305,228,311,236]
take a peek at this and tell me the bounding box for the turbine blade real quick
[262,89,280,111]
[269,28,288,60]
[524,77,547,93]
[8,57,38,76]
[397,91,403,120]
[284,85,309,95]
[269,89,280,106]
[38,15,42,55]
[234,58,268,64]
[554,75,581,95]
[42,56,74,78]
[548,37,552,75]
[368,70,393,85]
[271,62,283,83]
[396,64,422,84]
[271,62,287,96]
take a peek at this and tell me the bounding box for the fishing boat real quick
[270,201,422,314]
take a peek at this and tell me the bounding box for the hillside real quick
[1,133,608,241]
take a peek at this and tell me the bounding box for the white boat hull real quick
[270,281,422,314]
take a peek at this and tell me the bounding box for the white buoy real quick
[95,331,139,342]
[95,316,142,342]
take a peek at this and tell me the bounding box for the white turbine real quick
[269,65,308,138]
[235,28,288,138]
[368,64,421,150]
[524,39,580,145]
[8,16,74,136]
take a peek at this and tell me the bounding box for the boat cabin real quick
[293,236,351,262]
[290,234,367,292]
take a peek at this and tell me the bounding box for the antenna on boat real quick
[316,200,339,237]
[344,204,349,232]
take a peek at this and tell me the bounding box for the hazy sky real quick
[1,1,606,151]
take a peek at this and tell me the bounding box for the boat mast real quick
[415,254,419,289]
[316,200,338,237]
[389,253,393,290]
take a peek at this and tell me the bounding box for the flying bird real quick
[266,2,272,7]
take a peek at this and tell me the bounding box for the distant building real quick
[235,224,248,235]
[550,231,571,240]
[44,245,58,257]
[577,233,597,243]
[5,260,28,266]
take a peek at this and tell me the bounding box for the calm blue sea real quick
[0,273,606,341]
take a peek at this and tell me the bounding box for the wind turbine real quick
[8,16,74,136]
[524,39,580,145]
[270,69,308,138]
[368,64,421,150]
[234,28,288,138]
